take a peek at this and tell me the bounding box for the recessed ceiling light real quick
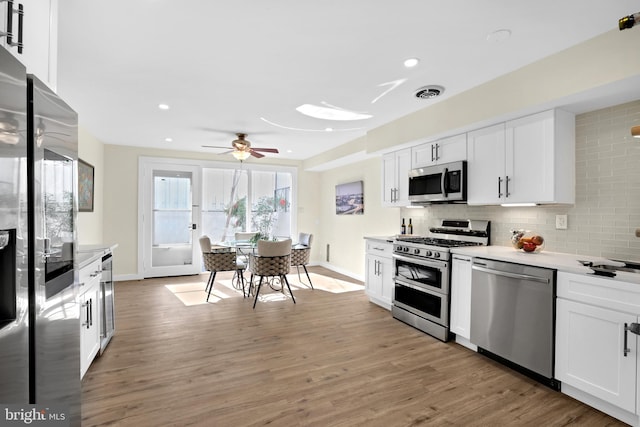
[403,58,419,68]
[486,29,511,43]
[296,104,372,121]
[325,128,333,132]
[165,137,173,142]
[287,150,292,153]
[158,103,170,110]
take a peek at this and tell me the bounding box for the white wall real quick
[316,157,400,279]
[77,126,104,244]
[102,145,304,277]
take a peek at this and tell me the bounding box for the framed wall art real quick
[78,159,95,212]
[335,181,364,215]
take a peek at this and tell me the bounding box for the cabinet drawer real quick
[557,272,640,314]
[366,241,393,257]
[79,258,102,286]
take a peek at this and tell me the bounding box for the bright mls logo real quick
[1,405,69,426]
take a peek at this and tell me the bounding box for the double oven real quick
[391,219,490,342]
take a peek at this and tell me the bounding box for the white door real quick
[141,162,201,278]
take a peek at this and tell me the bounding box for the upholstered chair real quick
[291,233,313,289]
[199,235,245,301]
[247,239,293,309]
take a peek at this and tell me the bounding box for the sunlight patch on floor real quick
[165,272,364,306]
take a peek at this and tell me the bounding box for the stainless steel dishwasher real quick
[470,258,558,389]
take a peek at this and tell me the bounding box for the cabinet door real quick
[450,255,472,339]
[394,149,411,206]
[365,255,383,298]
[381,153,397,206]
[1,0,58,89]
[80,277,101,379]
[505,110,554,203]
[435,133,467,164]
[467,123,505,205]
[379,255,394,309]
[555,298,637,412]
[381,149,411,206]
[411,142,437,169]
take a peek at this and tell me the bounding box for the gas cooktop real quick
[395,236,483,248]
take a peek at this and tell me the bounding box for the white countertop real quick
[451,245,640,285]
[77,244,118,269]
[364,236,395,243]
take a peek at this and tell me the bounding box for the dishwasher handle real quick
[472,264,550,284]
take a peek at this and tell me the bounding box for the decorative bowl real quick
[511,229,545,253]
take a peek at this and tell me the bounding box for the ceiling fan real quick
[202,133,279,160]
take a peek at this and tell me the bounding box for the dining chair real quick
[247,238,293,309]
[291,233,313,289]
[199,235,246,301]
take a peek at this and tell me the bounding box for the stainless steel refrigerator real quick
[0,45,80,425]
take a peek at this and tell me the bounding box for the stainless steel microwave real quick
[408,160,467,203]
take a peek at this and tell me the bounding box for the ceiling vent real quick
[414,85,444,100]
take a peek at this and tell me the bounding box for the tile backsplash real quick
[402,100,640,262]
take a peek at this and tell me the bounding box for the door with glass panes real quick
[142,164,201,277]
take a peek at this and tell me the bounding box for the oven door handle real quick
[394,278,447,298]
[393,253,447,270]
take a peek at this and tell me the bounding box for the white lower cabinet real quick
[556,272,640,425]
[79,259,101,379]
[450,255,476,349]
[365,239,394,310]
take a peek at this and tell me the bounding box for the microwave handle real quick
[441,168,448,198]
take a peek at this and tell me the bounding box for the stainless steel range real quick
[392,219,490,341]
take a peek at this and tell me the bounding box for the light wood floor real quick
[81,267,625,426]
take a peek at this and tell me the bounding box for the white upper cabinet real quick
[411,133,467,169]
[467,109,575,205]
[0,0,58,89]
[382,148,411,207]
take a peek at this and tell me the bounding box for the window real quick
[201,168,292,242]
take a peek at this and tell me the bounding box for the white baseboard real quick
[114,273,144,282]
[315,262,364,282]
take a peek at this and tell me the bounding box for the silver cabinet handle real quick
[2,1,24,53]
[435,143,440,161]
[498,176,503,198]
[82,300,90,328]
[505,175,511,198]
[624,323,640,357]
[431,144,435,162]
[453,256,471,263]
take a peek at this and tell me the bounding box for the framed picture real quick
[335,181,364,215]
[78,159,95,212]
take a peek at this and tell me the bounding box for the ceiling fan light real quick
[232,150,251,161]
[632,125,640,138]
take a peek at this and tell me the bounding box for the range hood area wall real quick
[402,99,640,262]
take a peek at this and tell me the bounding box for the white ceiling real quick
[56,1,640,161]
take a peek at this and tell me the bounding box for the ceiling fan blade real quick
[251,147,279,153]
[250,150,265,158]
[202,145,232,149]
